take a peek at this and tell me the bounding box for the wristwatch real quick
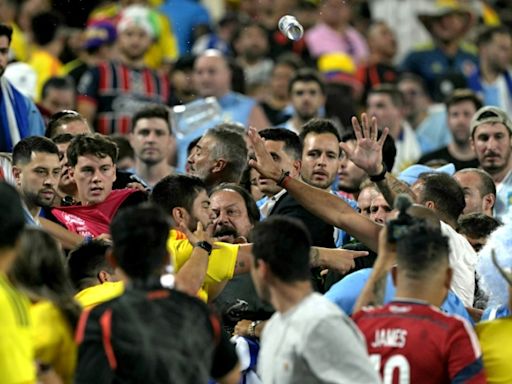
[248,320,261,338]
[194,241,213,255]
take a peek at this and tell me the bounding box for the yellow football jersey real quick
[476,318,512,384]
[31,301,76,384]
[167,229,239,302]
[75,281,125,310]
[0,273,35,384]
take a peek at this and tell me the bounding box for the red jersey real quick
[353,300,485,384]
[51,189,143,237]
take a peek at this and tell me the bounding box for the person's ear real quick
[424,200,435,210]
[172,207,188,228]
[97,270,111,284]
[212,158,227,174]
[291,160,302,178]
[12,166,22,187]
[482,193,495,212]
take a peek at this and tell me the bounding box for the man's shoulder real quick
[295,293,345,323]
[355,300,468,327]
[90,287,211,318]
[418,146,450,163]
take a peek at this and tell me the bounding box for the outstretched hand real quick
[339,113,389,176]
[247,127,283,182]
[330,249,369,274]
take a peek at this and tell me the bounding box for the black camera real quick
[387,194,415,243]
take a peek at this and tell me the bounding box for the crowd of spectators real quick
[1,0,512,383]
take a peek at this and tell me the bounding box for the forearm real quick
[207,280,229,302]
[285,177,381,251]
[353,264,389,313]
[285,177,352,225]
[376,173,417,207]
[174,247,209,296]
[234,244,253,274]
[39,217,84,250]
[310,247,342,268]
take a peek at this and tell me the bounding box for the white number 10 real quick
[370,354,410,384]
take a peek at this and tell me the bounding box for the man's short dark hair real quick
[210,182,260,225]
[299,118,341,155]
[67,239,113,291]
[0,182,25,249]
[110,134,135,164]
[340,130,396,172]
[67,134,118,167]
[0,23,13,42]
[46,110,88,138]
[151,174,207,214]
[259,128,302,161]
[445,89,483,112]
[368,84,404,108]
[274,53,304,72]
[41,76,75,100]
[233,20,268,47]
[458,213,501,239]
[250,216,311,283]
[12,136,59,166]
[31,11,63,46]
[397,73,429,96]
[417,173,466,222]
[396,221,450,280]
[110,203,171,280]
[206,125,248,183]
[476,25,511,47]
[131,104,171,133]
[288,68,326,95]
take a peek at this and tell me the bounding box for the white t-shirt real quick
[258,292,380,384]
[440,221,478,307]
[495,169,512,223]
[392,122,422,174]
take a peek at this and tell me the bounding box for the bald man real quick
[194,49,269,129]
[176,50,269,170]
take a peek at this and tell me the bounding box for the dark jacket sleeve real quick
[74,308,114,384]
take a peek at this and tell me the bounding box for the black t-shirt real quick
[75,285,238,383]
[418,146,479,171]
[260,101,291,126]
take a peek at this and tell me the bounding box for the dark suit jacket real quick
[269,191,335,249]
[270,192,336,292]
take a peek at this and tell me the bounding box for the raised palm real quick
[340,114,389,176]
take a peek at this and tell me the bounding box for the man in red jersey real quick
[352,216,486,384]
[48,134,146,237]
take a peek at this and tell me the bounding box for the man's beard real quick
[244,49,264,63]
[338,182,360,194]
[297,110,317,123]
[26,189,54,209]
